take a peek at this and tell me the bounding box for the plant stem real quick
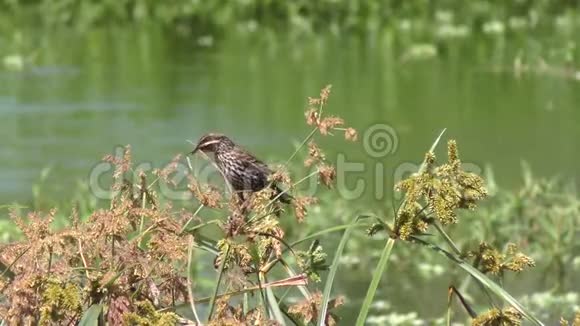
[284,128,318,168]
[207,245,230,322]
[433,221,462,255]
[187,235,202,325]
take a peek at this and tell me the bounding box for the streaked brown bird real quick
[190,133,292,204]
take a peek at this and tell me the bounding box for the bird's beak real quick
[190,146,200,155]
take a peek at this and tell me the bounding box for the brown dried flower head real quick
[288,291,343,326]
[320,85,332,104]
[344,128,358,141]
[292,196,318,223]
[269,165,291,185]
[469,242,535,275]
[472,307,522,326]
[107,295,133,325]
[247,187,277,216]
[318,164,337,188]
[305,141,325,167]
[305,108,319,126]
[318,116,344,135]
[308,97,322,106]
[103,145,132,181]
[188,175,222,208]
[153,153,183,185]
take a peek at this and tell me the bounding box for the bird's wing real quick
[236,148,272,174]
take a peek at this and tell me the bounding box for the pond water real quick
[1,26,579,206]
[1,26,580,323]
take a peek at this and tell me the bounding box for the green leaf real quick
[317,215,359,326]
[266,285,286,325]
[79,304,103,326]
[289,219,370,249]
[420,128,447,173]
[355,237,396,326]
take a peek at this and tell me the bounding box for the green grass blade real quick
[447,289,452,326]
[266,285,286,325]
[410,236,544,326]
[207,245,230,322]
[317,215,359,326]
[0,204,27,210]
[182,219,220,234]
[192,234,219,255]
[289,221,370,250]
[243,292,249,315]
[419,128,446,173]
[284,128,317,167]
[187,235,202,325]
[79,304,103,326]
[355,237,396,326]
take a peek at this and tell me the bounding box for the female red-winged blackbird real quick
[190,133,292,204]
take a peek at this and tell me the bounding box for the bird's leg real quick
[237,191,251,215]
[236,191,245,203]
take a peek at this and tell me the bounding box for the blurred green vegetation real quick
[1,0,579,38]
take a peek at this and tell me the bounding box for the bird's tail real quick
[272,185,293,204]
